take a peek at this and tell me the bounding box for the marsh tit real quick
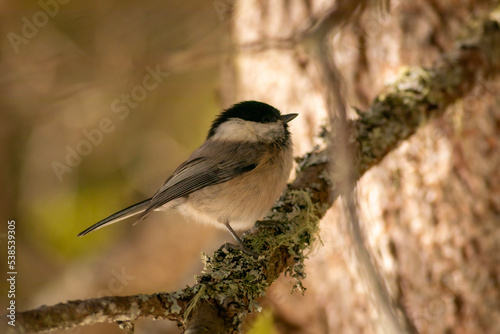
[78,101,297,248]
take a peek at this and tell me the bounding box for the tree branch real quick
[5,11,500,334]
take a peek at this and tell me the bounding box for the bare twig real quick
[309,1,417,332]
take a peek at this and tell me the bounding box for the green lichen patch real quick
[183,190,321,329]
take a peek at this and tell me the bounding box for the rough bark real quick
[228,1,500,334]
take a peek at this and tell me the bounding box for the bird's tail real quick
[77,198,152,237]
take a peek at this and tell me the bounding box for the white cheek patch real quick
[212,119,258,142]
[212,119,283,142]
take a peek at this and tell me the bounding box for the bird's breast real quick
[179,146,293,230]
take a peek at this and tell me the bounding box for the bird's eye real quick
[262,116,272,123]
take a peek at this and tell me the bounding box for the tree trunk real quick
[227,1,500,333]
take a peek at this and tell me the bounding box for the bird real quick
[78,100,297,250]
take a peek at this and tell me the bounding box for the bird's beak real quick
[281,113,298,123]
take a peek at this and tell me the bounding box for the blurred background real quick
[2,0,500,333]
[0,1,238,333]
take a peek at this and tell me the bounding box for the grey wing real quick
[135,141,265,221]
